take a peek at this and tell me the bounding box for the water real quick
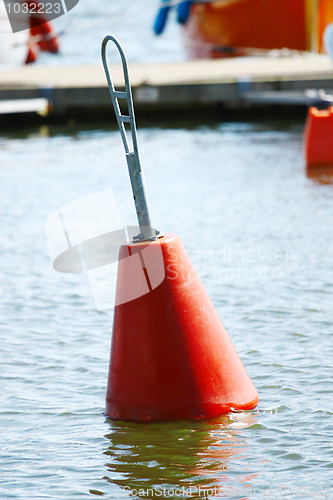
[1,118,333,499]
[35,0,185,66]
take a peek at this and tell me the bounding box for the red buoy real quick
[25,1,60,64]
[304,106,333,167]
[102,36,258,421]
[105,233,259,421]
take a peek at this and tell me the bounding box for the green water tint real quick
[102,413,258,498]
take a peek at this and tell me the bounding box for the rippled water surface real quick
[1,119,333,499]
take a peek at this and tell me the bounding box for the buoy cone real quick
[304,106,333,167]
[106,233,258,421]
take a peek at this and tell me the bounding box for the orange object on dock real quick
[182,0,333,58]
[304,106,333,167]
[105,233,259,422]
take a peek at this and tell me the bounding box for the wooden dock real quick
[1,53,333,121]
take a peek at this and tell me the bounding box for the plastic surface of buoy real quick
[304,106,333,167]
[106,233,259,421]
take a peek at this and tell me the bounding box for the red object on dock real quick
[182,0,333,59]
[304,106,333,167]
[105,233,258,421]
[25,1,60,64]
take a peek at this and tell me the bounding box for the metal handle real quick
[101,35,159,242]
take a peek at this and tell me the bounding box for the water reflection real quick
[306,164,333,184]
[103,413,258,499]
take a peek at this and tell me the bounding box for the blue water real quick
[36,0,185,66]
[1,118,333,499]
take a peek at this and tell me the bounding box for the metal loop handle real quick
[101,35,159,242]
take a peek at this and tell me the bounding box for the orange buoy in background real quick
[101,36,258,421]
[304,92,333,168]
[25,1,60,64]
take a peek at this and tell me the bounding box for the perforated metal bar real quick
[101,35,159,242]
